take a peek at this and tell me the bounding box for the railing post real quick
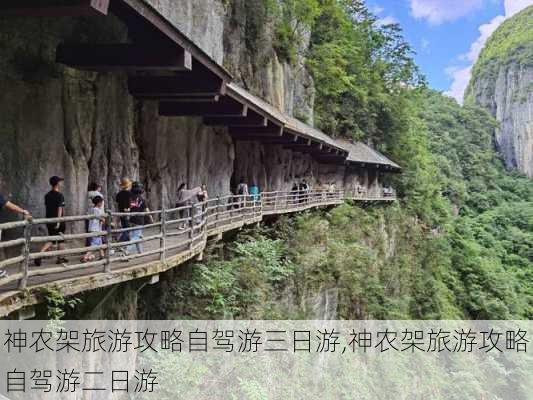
[216,196,220,227]
[18,218,32,290]
[160,205,166,262]
[188,204,194,251]
[105,210,112,273]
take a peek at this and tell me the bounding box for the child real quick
[82,195,106,262]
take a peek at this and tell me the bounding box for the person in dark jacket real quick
[124,186,152,258]
[115,178,132,243]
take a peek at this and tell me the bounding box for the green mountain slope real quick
[132,1,533,321]
[467,5,533,98]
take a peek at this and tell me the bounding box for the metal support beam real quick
[57,43,192,72]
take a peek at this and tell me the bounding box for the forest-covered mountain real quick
[466,5,533,177]
[138,0,532,321]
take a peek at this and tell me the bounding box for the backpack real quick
[129,196,146,225]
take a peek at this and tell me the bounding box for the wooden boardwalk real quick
[0,190,396,317]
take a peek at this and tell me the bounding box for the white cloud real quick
[444,66,472,101]
[409,0,484,24]
[371,5,385,15]
[421,38,430,52]
[376,15,399,26]
[445,0,533,103]
[504,0,533,15]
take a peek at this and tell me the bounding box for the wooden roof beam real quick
[203,112,268,128]
[129,74,226,98]
[111,0,232,82]
[232,135,292,144]
[229,123,284,137]
[0,0,109,16]
[284,140,323,152]
[159,97,247,117]
[56,43,192,72]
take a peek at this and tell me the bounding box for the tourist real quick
[115,178,132,243]
[236,178,248,196]
[0,194,30,218]
[195,184,209,224]
[86,182,104,244]
[236,178,248,208]
[198,184,208,202]
[35,176,68,266]
[176,184,202,229]
[126,186,152,257]
[81,195,106,263]
[0,189,31,278]
[87,182,103,204]
[175,183,188,229]
[328,181,337,199]
[315,180,325,200]
[291,180,299,205]
[249,182,260,201]
[356,183,365,196]
[299,179,310,204]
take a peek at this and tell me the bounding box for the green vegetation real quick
[43,287,82,320]
[307,1,424,139]
[140,1,531,321]
[466,5,533,100]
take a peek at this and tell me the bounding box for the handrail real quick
[0,189,396,294]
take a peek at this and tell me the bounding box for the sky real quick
[366,0,533,102]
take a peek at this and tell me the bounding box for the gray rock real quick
[469,62,533,178]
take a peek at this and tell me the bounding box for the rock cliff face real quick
[466,6,533,177]
[0,1,369,228]
[0,1,386,325]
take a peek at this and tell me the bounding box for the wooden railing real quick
[0,189,395,294]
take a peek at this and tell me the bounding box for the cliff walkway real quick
[0,189,396,317]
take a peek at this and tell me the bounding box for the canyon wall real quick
[466,6,533,178]
[0,1,370,229]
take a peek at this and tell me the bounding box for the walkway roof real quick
[1,0,400,170]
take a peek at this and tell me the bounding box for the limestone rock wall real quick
[0,2,380,228]
[0,13,234,227]
[469,63,533,177]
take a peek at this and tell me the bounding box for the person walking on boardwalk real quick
[197,184,209,203]
[115,178,132,243]
[176,184,202,229]
[81,195,106,263]
[87,182,104,204]
[35,176,68,266]
[124,185,152,258]
[236,178,248,208]
[298,178,309,204]
[86,182,104,244]
[175,183,187,229]
[0,189,31,278]
[249,182,260,201]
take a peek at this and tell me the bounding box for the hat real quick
[120,178,132,189]
[49,176,64,186]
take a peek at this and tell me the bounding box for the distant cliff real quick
[466,6,533,177]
